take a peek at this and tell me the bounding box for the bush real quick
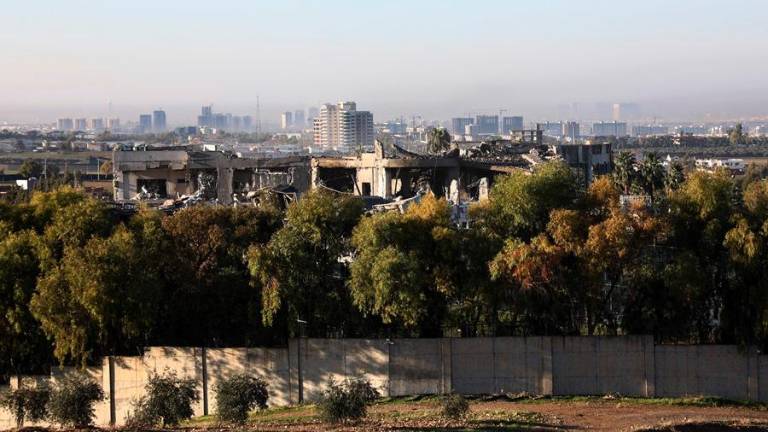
[127,370,199,427]
[214,374,269,424]
[0,387,50,428]
[47,376,104,428]
[317,378,379,424]
[441,393,469,420]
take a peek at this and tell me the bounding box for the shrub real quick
[0,387,50,428]
[127,370,199,427]
[47,376,104,428]
[214,374,269,424]
[441,393,469,420]
[317,378,379,424]
[345,379,379,403]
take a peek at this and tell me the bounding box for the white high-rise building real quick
[313,101,374,151]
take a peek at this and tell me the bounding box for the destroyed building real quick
[112,147,311,206]
[112,136,612,212]
[311,140,531,202]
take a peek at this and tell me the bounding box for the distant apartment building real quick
[592,121,628,137]
[57,118,74,131]
[231,116,242,131]
[632,125,668,137]
[107,118,120,131]
[198,105,214,127]
[382,121,407,135]
[242,116,253,131]
[74,118,87,131]
[611,103,640,121]
[307,107,319,123]
[213,114,229,130]
[312,101,374,151]
[139,114,153,133]
[294,110,305,128]
[281,112,293,130]
[562,121,580,141]
[153,110,167,132]
[675,125,707,135]
[501,116,524,134]
[539,121,564,137]
[90,118,104,130]
[552,142,612,185]
[451,117,474,135]
[475,115,499,135]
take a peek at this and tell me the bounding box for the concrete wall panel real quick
[494,337,550,395]
[451,337,494,394]
[553,336,651,396]
[3,337,767,428]
[389,339,446,396]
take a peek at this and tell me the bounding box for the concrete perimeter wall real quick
[3,336,768,428]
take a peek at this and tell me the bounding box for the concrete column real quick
[201,348,208,416]
[541,337,553,395]
[108,357,116,425]
[441,339,452,394]
[748,347,759,401]
[644,336,656,397]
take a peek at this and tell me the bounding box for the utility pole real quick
[256,96,262,135]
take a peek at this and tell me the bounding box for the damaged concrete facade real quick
[311,141,528,201]
[113,148,311,205]
[113,139,612,208]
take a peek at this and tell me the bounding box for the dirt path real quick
[489,400,768,431]
[241,399,768,431]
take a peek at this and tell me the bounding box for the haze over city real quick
[3,0,768,124]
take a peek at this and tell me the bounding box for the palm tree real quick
[427,127,451,154]
[613,151,636,194]
[638,153,665,200]
[665,161,685,191]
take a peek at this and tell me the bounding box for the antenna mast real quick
[256,96,262,134]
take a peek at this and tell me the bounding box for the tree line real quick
[3,154,768,381]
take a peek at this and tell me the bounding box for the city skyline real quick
[2,0,768,123]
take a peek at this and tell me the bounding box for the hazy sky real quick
[2,0,768,124]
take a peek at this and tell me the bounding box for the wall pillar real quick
[108,356,116,426]
[201,348,208,416]
[644,336,656,397]
[748,347,759,401]
[440,338,452,394]
[541,337,553,395]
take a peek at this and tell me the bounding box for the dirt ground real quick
[10,398,768,432]
[203,397,768,432]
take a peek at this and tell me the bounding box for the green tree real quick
[729,123,746,145]
[613,151,636,194]
[19,160,43,179]
[248,190,365,337]
[159,206,281,346]
[349,195,458,335]
[31,225,162,365]
[666,170,736,342]
[477,160,577,240]
[0,231,53,380]
[637,153,665,200]
[665,161,686,191]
